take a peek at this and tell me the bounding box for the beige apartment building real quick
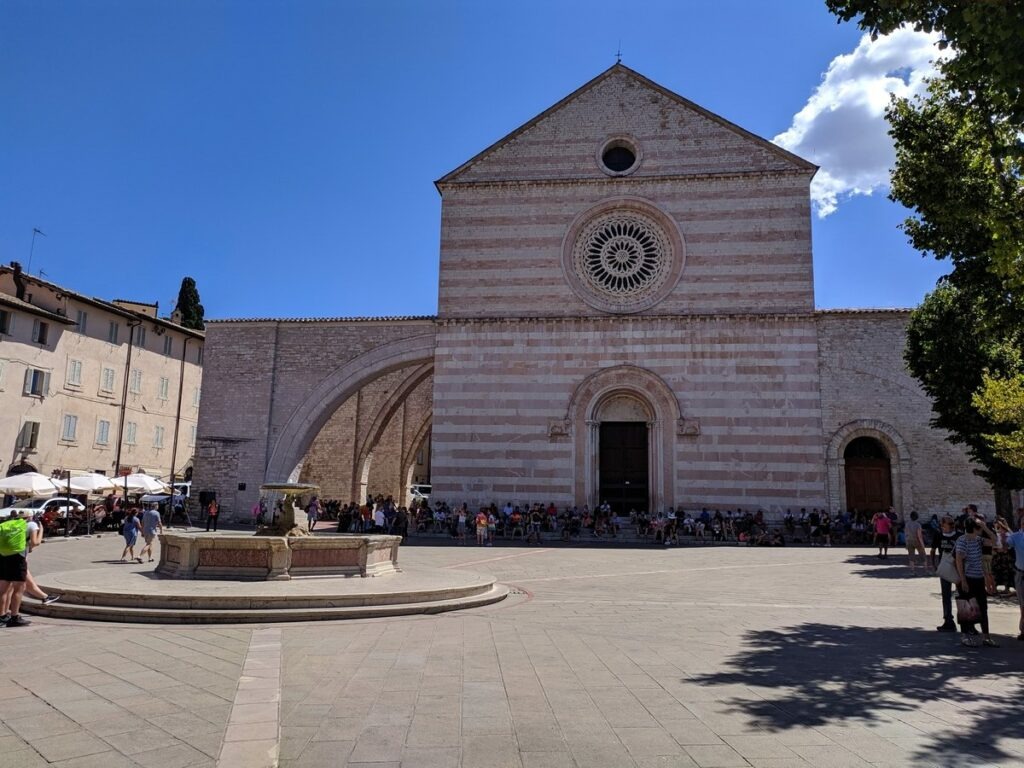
[0,262,203,484]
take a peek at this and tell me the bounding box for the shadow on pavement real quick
[845,553,925,580]
[690,622,1023,766]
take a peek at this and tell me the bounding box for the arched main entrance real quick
[597,394,651,514]
[843,436,892,512]
[565,365,688,512]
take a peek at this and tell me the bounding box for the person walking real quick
[997,513,1024,641]
[306,496,321,532]
[205,498,219,532]
[931,515,960,632]
[120,507,143,563]
[904,511,926,573]
[139,503,163,563]
[456,505,467,545]
[0,510,33,627]
[871,510,892,558]
[475,509,488,546]
[395,506,409,542]
[955,516,997,647]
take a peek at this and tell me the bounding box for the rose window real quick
[571,211,673,309]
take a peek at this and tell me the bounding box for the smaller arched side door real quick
[843,437,893,512]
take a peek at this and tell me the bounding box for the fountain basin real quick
[156,532,401,580]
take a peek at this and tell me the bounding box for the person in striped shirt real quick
[955,516,997,647]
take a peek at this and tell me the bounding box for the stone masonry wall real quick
[298,369,434,505]
[449,67,800,184]
[438,68,815,320]
[192,318,434,520]
[297,395,357,502]
[431,314,825,511]
[817,311,993,515]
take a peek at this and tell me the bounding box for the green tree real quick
[827,1,1024,508]
[974,371,1024,470]
[175,277,205,331]
[826,0,1024,121]
[905,284,1024,486]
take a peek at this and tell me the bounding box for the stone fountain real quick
[156,482,401,581]
[30,486,508,623]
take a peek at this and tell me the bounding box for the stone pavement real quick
[3,534,1021,768]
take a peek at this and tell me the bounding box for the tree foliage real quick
[974,371,1024,470]
[888,78,1024,294]
[826,0,1024,122]
[827,2,1024,488]
[905,285,1024,483]
[175,277,205,331]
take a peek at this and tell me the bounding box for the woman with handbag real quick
[955,517,997,647]
[931,515,960,632]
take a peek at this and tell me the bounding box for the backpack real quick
[0,517,27,556]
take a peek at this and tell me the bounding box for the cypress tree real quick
[175,277,205,330]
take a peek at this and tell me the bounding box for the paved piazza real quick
[2,535,1021,768]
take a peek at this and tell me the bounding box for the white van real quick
[409,484,431,502]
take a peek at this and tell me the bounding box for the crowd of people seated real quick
[295,496,1014,580]
[295,496,897,548]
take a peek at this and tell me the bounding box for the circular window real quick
[597,136,641,176]
[602,145,635,173]
[562,199,684,313]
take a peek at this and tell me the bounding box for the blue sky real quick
[0,0,949,319]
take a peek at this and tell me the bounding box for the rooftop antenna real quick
[28,227,46,274]
[616,41,622,64]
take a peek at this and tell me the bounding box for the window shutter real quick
[30,422,39,448]
[23,368,31,395]
[42,372,51,396]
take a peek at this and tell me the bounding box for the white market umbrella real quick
[57,473,117,495]
[0,472,59,497]
[116,473,170,494]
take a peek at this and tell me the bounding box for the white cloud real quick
[774,27,949,217]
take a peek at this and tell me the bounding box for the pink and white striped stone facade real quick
[192,65,993,520]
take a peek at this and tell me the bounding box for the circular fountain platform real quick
[28,564,507,624]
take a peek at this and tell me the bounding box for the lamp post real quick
[167,336,190,527]
[113,319,142,498]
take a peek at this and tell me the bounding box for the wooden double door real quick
[845,458,892,512]
[598,422,649,515]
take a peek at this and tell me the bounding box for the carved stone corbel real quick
[547,419,571,440]
[676,418,700,437]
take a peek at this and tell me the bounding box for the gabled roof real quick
[436,63,815,188]
[0,266,205,339]
[0,293,76,325]
[208,315,436,324]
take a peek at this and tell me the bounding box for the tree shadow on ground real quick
[691,623,1022,766]
[845,553,930,580]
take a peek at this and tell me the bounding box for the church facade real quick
[193,65,992,520]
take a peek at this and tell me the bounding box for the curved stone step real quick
[33,578,496,611]
[23,584,509,624]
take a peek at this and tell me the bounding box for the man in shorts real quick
[139,503,164,563]
[904,511,926,573]
[0,511,32,627]
[871,510,892,558]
